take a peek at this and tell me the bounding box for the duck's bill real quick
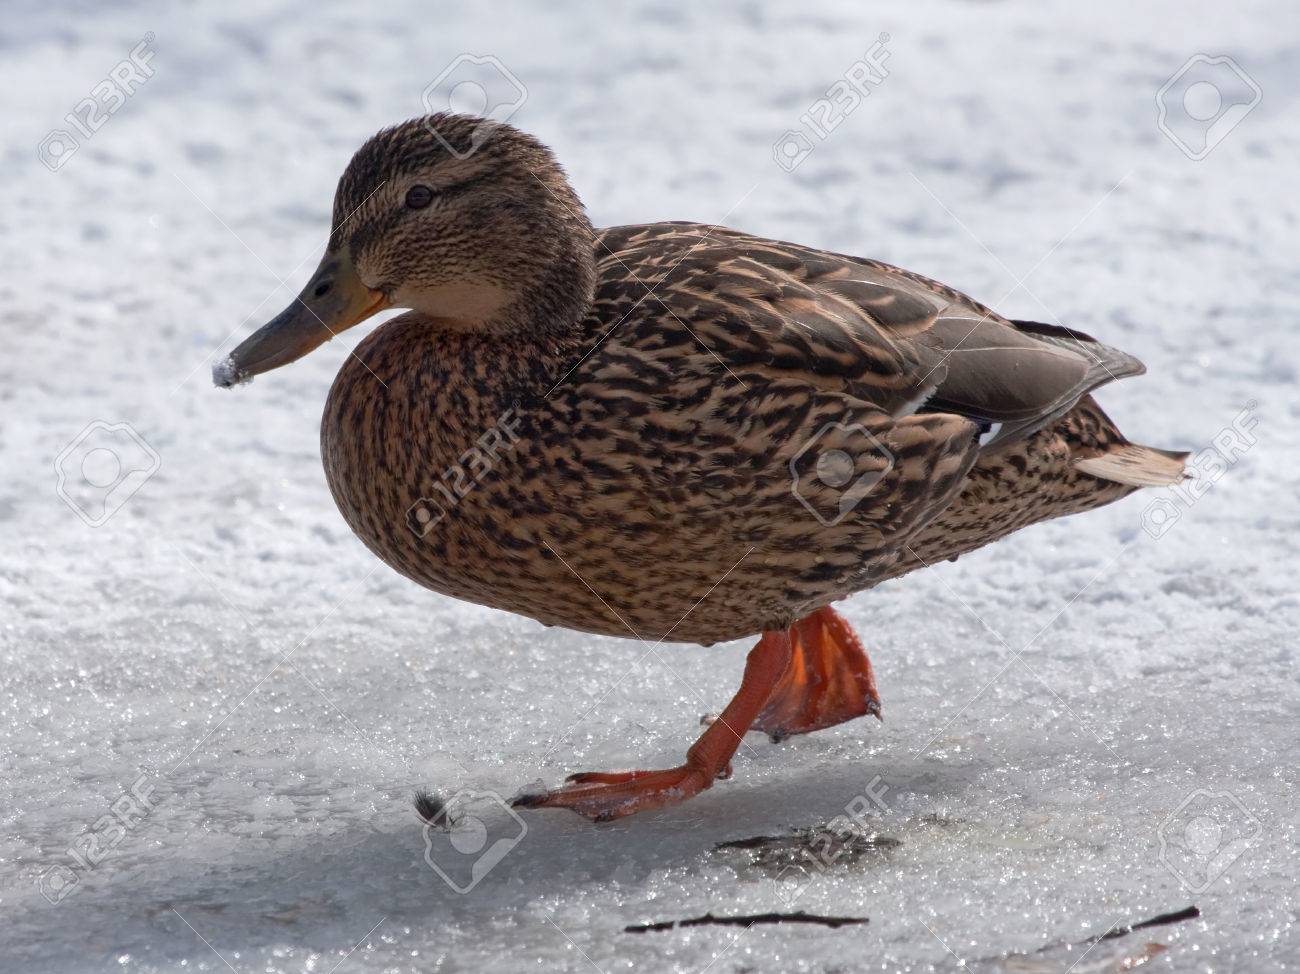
[213,249,390,388]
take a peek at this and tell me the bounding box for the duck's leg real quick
[750,606,881,742]
[513,629,794,822]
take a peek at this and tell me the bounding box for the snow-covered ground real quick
[3,1,1297,971]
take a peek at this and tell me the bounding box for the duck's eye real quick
[405,185,435,210]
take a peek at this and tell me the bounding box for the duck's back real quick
[584,222,1185,579]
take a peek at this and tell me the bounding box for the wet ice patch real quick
[714,825,903,880]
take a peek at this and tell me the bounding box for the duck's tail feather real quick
[922,318,1148,452]
[1073,443,1190,487]
[983,320,1148,449]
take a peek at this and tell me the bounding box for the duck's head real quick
[214,113,595,388]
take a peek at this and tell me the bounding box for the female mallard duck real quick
[216,114,1186,822]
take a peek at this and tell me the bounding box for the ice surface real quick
[3,1,1297,972]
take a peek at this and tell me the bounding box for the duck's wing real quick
[596,223,1144,448]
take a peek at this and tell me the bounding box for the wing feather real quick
[599,223,1146,447]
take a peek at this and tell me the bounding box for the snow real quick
[3,0,1298,971]
[211,355,249,389]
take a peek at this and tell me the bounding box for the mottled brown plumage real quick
[221,114,1185,820]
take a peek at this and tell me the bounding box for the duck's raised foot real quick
[513,765,713,822]
[752,606,881,742]
[516,629,794,822]
[514,610,881,822]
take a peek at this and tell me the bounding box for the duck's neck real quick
[498,232,597,343]
[412,234,598,406]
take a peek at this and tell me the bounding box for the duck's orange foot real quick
[752,606,881,742]
[513,765,713,822]
[515,631,794,822]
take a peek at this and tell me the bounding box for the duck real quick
[215,113,1186,822]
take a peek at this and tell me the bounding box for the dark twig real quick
[625,910,868,934]
[980,905,1202,968]
[1097,905,1201,942]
